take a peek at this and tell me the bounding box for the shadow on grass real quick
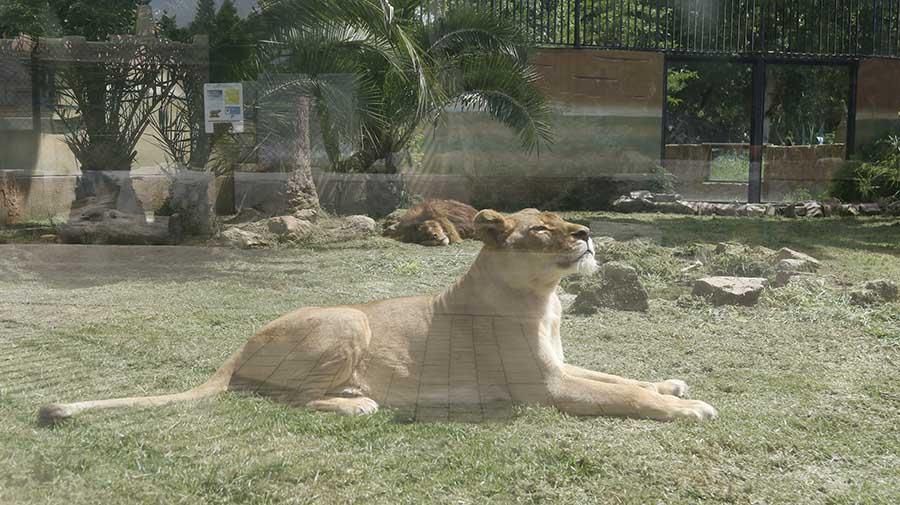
[579,215,900,257]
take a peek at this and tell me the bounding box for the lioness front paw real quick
[307,397,379,416]
[670,400,717,422]
[656,379,689,398]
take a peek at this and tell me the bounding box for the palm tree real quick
[254,0,553,174]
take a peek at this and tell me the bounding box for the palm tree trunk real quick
[286,96,321,217]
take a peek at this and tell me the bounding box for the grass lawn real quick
[1,213,899,504]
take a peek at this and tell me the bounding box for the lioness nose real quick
[572,227,590,241]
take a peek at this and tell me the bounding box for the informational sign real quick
[204,83,244,133]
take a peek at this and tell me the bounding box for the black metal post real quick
[30,50,42,134]
[661,56,669,165]
[846,59,859,158]
[748,57,766,203]
[574,0,581,48]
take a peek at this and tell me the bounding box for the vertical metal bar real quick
[31,51,42,135]
[623,0,630,48]
[574,0,581,47]
[656,0,661,49]
[832,0,838,54]
[724,0,730,52]
[661,56,670,165]
[873,0,880,55]
[618,0,624,48]
[846,59,859,158]
[700,0,706,52]
[816,0,822,54]
[749,57,765,203]
[750,0,755,52]
[760,0,767,54]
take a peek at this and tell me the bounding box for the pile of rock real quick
[218,213,375,249]
[611,191,893,219]
[568,261,650,314]
[771,247,821,287]
[692,247,820,305]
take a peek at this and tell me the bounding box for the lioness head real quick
[416,219,450,246]
[473,208,596,290]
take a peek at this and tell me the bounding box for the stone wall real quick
[664,143,845,202]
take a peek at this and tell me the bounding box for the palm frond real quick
[451,53,553,154]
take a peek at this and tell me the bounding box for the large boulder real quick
[693,276,768,306]
[343,215,377,235]
[849,279,899,306]
[221,227,268,249]
[266,215,314,239]
[773,248,821,271]
[569,262,649,314]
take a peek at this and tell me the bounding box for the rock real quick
[776,258,818,273]
[649,192,682,203]
[612,196,654,213]
[859,203,882,216]
[849,279,899,306]
[803,201,824,218]
[343,215,376,235]
[221,227,268,249]
[58,209,182,245]
[838,204,860,216]
[293,208,319,222]
[773,248,821,270]
[885,200,900,216]
[713,203,738,216]
[569,261,649,314]
[655,200,696,215]
[39,234,57,243]
[629,190,654,200]
[267,215,314,239]
[736,204,768,217]
[772,270,818,288]
[692,276,768,306]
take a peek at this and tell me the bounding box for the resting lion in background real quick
[39,209,716,424]
[384,199,477,246]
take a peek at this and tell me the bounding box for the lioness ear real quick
[474,209,511,245]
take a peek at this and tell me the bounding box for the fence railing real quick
[429,0,900,58]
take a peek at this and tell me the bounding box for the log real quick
[58,209,182,245]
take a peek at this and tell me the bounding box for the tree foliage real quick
[254,0,552,173]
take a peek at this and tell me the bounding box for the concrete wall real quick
[856,58,900,148]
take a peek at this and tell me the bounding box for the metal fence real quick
[431,0,900,58]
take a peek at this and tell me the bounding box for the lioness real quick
[39,209,716,424]
[385,199,477,246]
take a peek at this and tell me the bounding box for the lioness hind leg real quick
[307,397,379,416]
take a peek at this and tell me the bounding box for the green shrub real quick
[830,135,900,202]
[467,165,676,211]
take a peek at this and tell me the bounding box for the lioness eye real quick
[530,225,549,233]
